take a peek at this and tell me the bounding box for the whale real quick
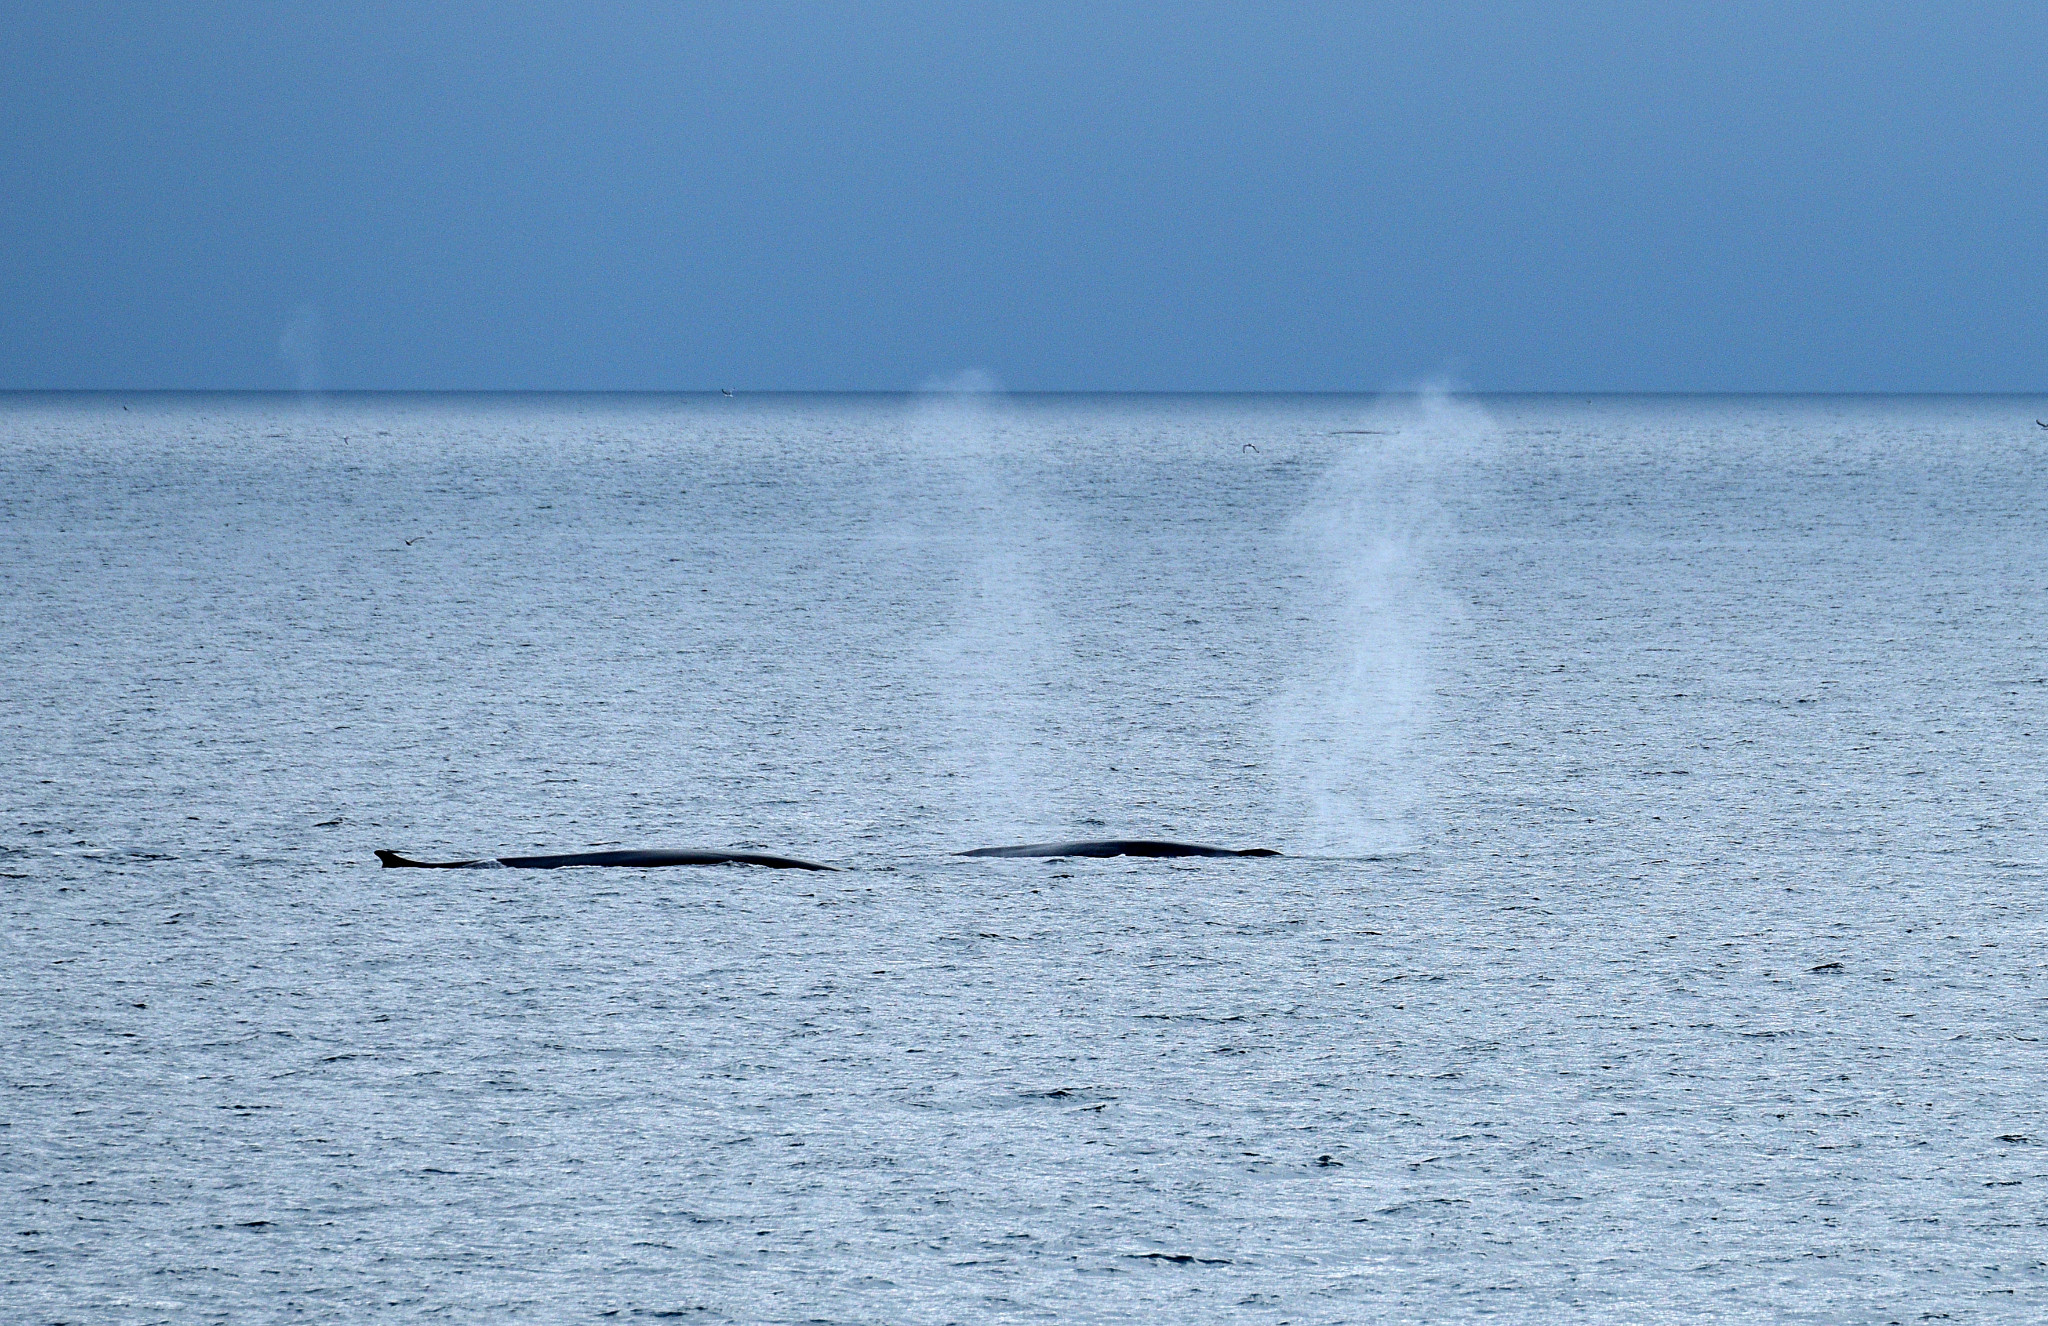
[959,839,1279,859]
[375,848,836,871]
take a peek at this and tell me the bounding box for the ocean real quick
[5,391,2045,1322]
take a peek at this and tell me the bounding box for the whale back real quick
[377,847,836,871]
[375,849,485,868]
[496,849,835,871]
[960,839,1279,859]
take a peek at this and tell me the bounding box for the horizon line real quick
[5,388,2046,399]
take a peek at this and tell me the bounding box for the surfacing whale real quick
[960,839,1279,859]
[375,848,836,871]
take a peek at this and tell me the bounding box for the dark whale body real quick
[960,839,1279,859]
[375,848,835,871]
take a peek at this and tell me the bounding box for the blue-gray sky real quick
[5,2,2044,391]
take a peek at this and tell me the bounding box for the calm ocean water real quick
[4,391,2046,1323]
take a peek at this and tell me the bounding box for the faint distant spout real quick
[277,304,324,395]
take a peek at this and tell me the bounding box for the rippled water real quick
[5,392,2046,1322]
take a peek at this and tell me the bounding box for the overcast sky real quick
[5,2,2044,391]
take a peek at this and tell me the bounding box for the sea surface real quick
[4,391,2046,1323]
